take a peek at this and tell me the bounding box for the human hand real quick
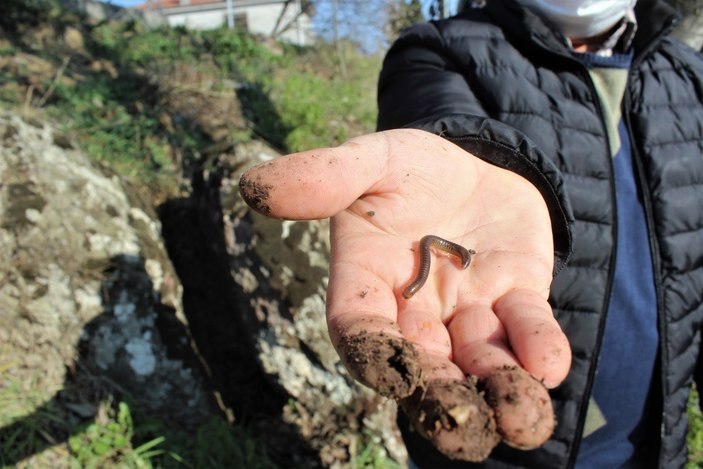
[239,129,571,459]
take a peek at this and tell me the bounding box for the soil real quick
[339,332,421,399]
[238,172,273,216]
[400,379,501,462]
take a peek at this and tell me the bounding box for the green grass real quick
[353,430,404,469]
[0,379,278,468]
[0,376,67,465]
[0,361,279,469]
[49,76,176,182]
[0,370,399,468]
[66,401,278,469]
[154,417,277,469]
[687,385,703,468]
[0,17,380,189]
[67,401,165,468]
[1,21,382,199]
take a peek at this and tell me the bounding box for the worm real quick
[403,235,475,299]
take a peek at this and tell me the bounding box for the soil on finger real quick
[483,365,555,450]
[340,332,421,399]
[400,379,500,461]
[239,172,273,215]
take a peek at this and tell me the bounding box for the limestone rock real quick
[0,111,209,429]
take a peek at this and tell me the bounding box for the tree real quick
[387,0,424,41]
[667,0,703,50]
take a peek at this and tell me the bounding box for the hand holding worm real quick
[239,129,571,456]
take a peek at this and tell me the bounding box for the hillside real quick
[0,0,380,199]
[0,2,397,468]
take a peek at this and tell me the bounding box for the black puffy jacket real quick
[377,0,703,467]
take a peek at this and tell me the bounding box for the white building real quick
[140,0,313,45]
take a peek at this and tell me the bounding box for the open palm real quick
[239,128,571,397]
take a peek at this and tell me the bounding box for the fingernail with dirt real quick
[339,332,421,399]
[400,379,500,462]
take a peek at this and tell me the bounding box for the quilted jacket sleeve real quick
[377,22,490,130]
[377,21,574,274]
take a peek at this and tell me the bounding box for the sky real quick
[105,0,461,15]
[105,0,143,6]
[106,0,139,5]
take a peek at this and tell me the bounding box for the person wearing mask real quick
[238,0,703,467]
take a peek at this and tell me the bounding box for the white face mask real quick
[520,0,636,39]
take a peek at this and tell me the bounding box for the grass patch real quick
[0,362,277,469]
[150,417,277,469]
[0,376,67,465]
[49,76,175,182]
[68,400,165,468]
[83,20,380,155]
[688,385,703,468]
[0,380,277,469]
[90,404,279,469]
[353,430,404,469]
[1,14,380,189]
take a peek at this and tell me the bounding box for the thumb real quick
[238,135,389,220]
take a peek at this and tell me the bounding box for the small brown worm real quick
[403,235,475,299]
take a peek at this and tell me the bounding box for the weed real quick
[353,430,404,469]
[67,400,165,468]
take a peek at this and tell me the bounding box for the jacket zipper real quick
[507,6,677,467]
[566,65,666,468]
[565,65,621,469]
[624,16,675,467]
[621,89,667,469]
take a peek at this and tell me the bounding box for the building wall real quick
[163,1,312,45]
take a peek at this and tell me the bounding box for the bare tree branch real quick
[271,0,293,37]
